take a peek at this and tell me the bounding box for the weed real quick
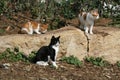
[117,61,120,67]
[28,51,36,62]
[85,56,109,67]
[60,55,83,67]
[0,47,38,63]
[0,0,8,14]
[0,48,28,62]
[14,46,19,52]
[0,29,5,34]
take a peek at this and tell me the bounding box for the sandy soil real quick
[0,60,120,80]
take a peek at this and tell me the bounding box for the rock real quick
[0,26,120,64]
[89,27,120,64]
[0,26,87,60]
[59,26,87,60]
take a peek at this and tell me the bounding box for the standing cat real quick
[34,36,60,68]
[21,21,48,34]
[79,9,99,34]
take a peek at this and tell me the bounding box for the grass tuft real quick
[85,56,109,67]
[60,55,83,67]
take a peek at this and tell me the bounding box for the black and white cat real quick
[34,36,60,68]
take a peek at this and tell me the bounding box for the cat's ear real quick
[57,36,60,39]
[52,35,55,39]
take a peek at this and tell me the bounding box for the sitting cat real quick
[34,35,60,68]
[78,9,99,34]
[21,21,48,34]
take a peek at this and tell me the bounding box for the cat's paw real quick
[36,61,48,66]
[85,30,89,34]
[90,32,93,34]
[54,65,58,69]
[50,64,58,69]
[36,32,41,34]
[84,32,89,36]
[52,62,58,68]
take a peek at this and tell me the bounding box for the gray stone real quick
[0,26,120,64]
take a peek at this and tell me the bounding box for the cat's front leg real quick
[84,26,89,34]
[34,29,41,34]
[90,24,94,34]
[21,28,33,34]
[52,61,58,68]
[28,27,34,34]
[28,31,33,34]
[80,25,83,30]
[50,54,58,68]
[35,31,41,34]
[41,30,47,34]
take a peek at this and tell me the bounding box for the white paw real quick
[90,32,93,34]
[42,30,47,34]
[54,64,58,68]
[85,30,89,34]
[52,62,58,68]
[36,61,48,66]
[85,31,88,34]
[36,32,41,34]
[85,31,89,36]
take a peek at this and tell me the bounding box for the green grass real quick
[117,61,120,67]
[0,47,36,63]
[0,29,5,34]
[60,55,83,67]
[1,48,120,68]
[85,56,109,67]
[0,48,27,62]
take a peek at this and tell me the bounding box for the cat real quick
[34,35,60,68]
[21,21,48,34]
[78,9,99,34]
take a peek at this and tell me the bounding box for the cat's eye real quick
[55,40,57,43]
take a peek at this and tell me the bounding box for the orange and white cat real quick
[21,21,48,34]
[79,9,99,34]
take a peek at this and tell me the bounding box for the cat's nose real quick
[96,15,99,19]
[56,42,60,46]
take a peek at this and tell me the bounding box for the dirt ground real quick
[0,13,120,80]
[0,60,120,80]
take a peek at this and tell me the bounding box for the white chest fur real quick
[52,43,59,60]
[52,45,59,54]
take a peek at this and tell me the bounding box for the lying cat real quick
[21,21,48,34]
[34,35,60,68]
[79,9,99,34]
